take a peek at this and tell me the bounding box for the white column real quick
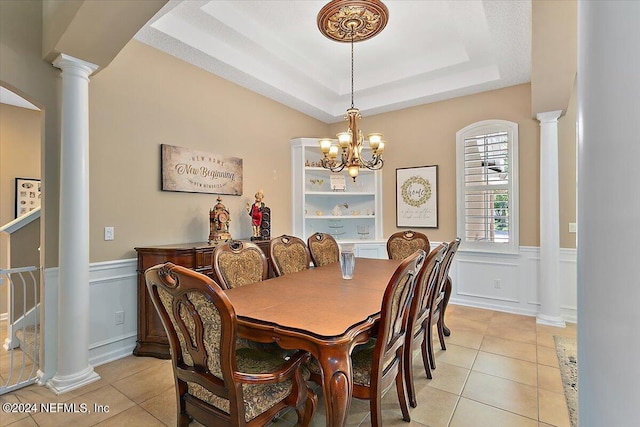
[48,54,100,394]
[536,110,566,327]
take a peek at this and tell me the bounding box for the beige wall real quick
[531,0,577,115]
[0,104,42,225]
[89,41,329,262]
[330,83,547,247]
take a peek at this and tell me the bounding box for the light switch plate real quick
[104,226,115,241]
[569,223,577,233]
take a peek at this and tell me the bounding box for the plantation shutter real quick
[463,131,510,243]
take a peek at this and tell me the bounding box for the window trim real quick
[456,120,519,254]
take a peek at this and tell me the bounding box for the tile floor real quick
[1,305,576,426]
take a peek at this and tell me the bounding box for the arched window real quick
[456,120,519,253]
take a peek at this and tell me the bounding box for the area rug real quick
[554,335,578,427]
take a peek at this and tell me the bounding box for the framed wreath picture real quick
[396,165,438,228]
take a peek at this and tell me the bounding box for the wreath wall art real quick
[396,165,438,228]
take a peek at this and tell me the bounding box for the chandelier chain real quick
[350,30,355,109]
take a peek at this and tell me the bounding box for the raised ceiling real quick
[135,0,531,123]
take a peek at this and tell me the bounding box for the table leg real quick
[317,348,353,427]
[442,277,452,337]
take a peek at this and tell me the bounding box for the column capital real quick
[52,53,99,78]
[536,110,564,124]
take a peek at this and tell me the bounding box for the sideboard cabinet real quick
[134,240,271,359]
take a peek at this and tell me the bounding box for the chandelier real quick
[317,0,389,181]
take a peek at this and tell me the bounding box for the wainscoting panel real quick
[449,246,577,323]
[87,259,138,366]
[456,258,520,303]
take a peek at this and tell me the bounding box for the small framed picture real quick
[15,177,41,218]
[330,174,346,191]
[396,165,438,228]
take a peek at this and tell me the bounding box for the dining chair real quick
[429,237,462,368]
[404,243,448,407]
[145,262,317,427]
[307,232,340,267]
[213,240,268,290]
[309,249,426,426]
[269,235,311,277]
[386,230,430,261]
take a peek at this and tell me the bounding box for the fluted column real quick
[48,54,100,394]
[536,110,566,327]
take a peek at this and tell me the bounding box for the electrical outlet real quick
[115,311,125,325]
[104,226,114,241]
[569,222,577,233]
[494,279,501,289]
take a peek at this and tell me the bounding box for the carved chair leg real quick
[404,341,418,408]
[370,387,384,427]
[298,388,318,427]
[437,313,447,351]
[420,332,432,380]
[395,367,411,422]
[442,277,452,336]
[427,321,437,370]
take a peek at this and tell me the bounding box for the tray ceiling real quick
[135,0,531,123]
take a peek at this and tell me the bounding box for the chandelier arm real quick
[362,158,384,171]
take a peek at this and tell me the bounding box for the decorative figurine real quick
[209,196,231,244]
[246,190,265,240]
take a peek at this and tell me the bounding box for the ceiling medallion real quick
[317,0,389,43]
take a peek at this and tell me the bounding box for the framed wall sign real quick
[15,177,41,218]
[396,165,438,228]
[161,144,243,195]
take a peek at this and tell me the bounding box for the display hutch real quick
[290,138,386,258]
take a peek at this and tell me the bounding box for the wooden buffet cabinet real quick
[133,240,271,359]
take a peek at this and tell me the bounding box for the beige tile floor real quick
[1,305,576,426]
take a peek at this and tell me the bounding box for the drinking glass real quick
[340,244,355,279]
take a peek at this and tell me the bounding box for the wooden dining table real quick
[225,257,403,427]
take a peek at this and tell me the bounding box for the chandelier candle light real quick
[317,0,389,181]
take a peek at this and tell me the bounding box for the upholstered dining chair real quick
[386,230,430,261]
[213,240,268,290]
[403,243,448,407]
[145,263,317,427]
[269,235,311,277]
[309,249,426,427]
[428,237,462,367]
[307,232,340,267]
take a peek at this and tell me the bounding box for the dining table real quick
[225,257,403,427]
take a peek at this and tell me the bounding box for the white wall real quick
[577,2,640,425]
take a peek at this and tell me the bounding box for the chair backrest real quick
[213,240,268,289]
[307,232,340,267]
[436,237,461,298]
[144,263,244,421]
[407,243,448,338]
[269,235,311,276]
[386,230,430,260]
[373,249,426,381]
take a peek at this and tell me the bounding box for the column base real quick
[46,365,101,395]
[536,313,566,328]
